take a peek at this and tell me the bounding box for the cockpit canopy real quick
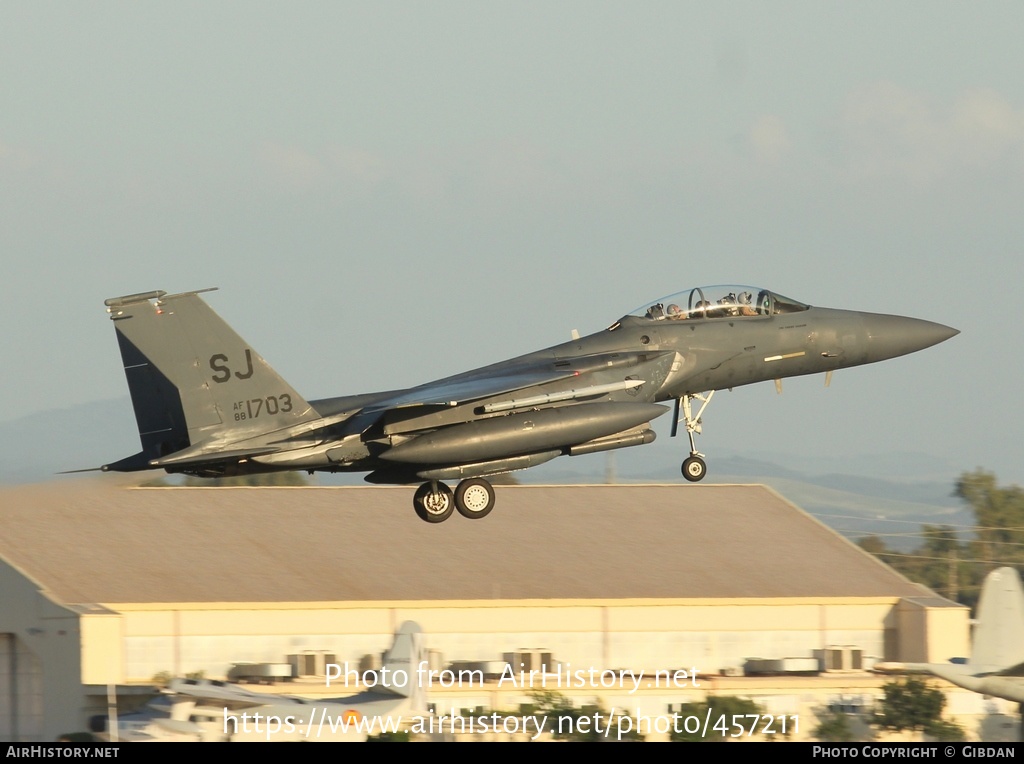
[621,285,809,324]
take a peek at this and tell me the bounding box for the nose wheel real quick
[672,391,715,483]
[413,478,496,522]
[682,455,707,482]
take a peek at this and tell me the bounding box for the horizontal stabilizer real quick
[101,451,158,473]
[149,445,279,468]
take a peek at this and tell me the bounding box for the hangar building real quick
[0,480,967,741]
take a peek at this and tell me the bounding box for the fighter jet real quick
[99,285,957,523]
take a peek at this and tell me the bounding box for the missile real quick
[480,379,646,413]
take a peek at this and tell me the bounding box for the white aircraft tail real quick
[375,621,425,702]
[970,567,1024,672]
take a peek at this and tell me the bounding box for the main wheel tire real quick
[455,478,496,520]
[413,482,454,523]
[681,456,707,482]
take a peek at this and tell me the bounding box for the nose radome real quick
[862,314,959,362]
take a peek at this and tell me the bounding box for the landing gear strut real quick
[673,391,715,482]
[413,477,496,523]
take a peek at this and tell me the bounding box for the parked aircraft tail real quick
[103,289,319,472]
[970,567,1024,672]
[374,621,426,703]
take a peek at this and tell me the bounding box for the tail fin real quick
[970,567,1024,671]
[374,622,425,706]
[104,289,318,471]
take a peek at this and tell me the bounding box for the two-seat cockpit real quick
[618,285,809,325]
[608,286,812,482]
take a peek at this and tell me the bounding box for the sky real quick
[1,2,1022,485]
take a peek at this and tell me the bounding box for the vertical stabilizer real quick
[970,567,1024,671]
[105,289,318,464]
[375,622,425,705]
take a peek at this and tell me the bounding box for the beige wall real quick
[80,615,122,685]
[896,600,969,663]
[0,560,87,741]
[92,597,942,682]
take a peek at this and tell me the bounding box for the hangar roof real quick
[0,481,936,605]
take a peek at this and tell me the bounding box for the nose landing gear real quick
[673,391,715,483]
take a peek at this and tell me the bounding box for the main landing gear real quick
[413,478,496,523]
[673,391,715,483]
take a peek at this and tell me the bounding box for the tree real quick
[858,535,888,556]
[856,471,1024,608]
[955,469,1024,565]
[814,710,855,742]
[671,695,770,742]
[872,677,964,741]
[366,731,411,742]
[857,529,977,606]
[151,671,172,688]
[526,690,642,741]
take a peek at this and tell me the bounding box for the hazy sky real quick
[2,3,1021,484]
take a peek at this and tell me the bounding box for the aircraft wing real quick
[167,678,305,709]
[922,664,1024,703]
[996,660,1024,677]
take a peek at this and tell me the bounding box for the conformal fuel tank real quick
[380,401,668,465]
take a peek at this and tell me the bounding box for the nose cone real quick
[862,314,959,362]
